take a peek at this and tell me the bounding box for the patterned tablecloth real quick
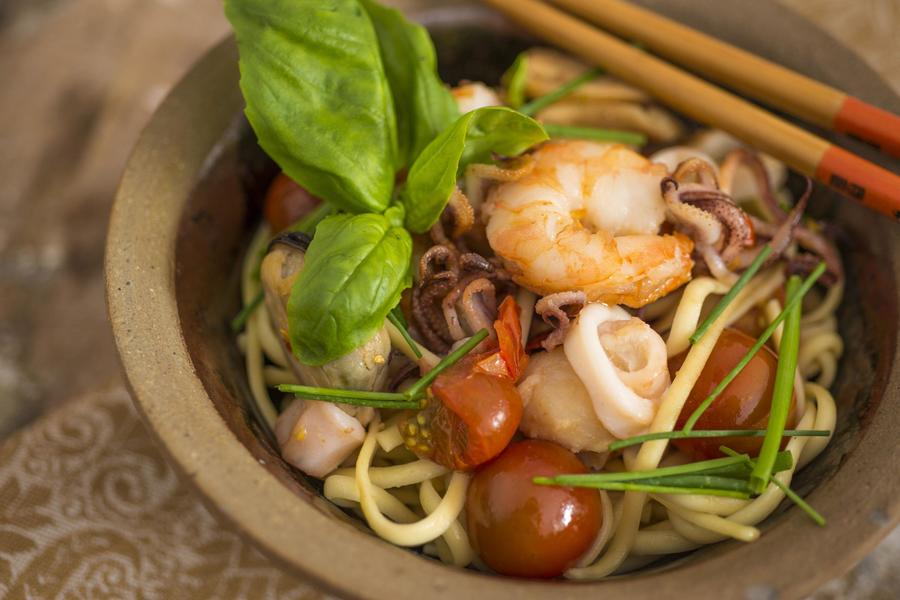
[0,0,898,598]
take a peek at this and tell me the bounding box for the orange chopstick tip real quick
[815,145,900,220]
[834,97,900,159]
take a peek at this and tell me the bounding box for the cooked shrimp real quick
[483,140,693,307]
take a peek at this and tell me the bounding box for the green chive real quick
[541,455,748,485]
[520,67,603,116]
[768,477,826,526]
[502,52,529,109]
[533,479,750,499]
[544,124,647,146]
[388,307,421,359]
[403,329,489,399]
[231,291,264,333]
[690,245,773,344]
[683,262,826,432]
[276,384,423,409]
[608,428,830,451]
[751,276,803,493]
[720,446,825,525]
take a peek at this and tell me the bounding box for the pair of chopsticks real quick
[484,0,900,221]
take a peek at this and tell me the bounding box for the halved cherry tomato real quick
[402,297,527,471]
[671,328,797,460]
[263,173,321,232]
[466,440,602,578]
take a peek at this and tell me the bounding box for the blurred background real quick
[0,0,898,596]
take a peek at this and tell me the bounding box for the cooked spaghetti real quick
[226,0,844,580]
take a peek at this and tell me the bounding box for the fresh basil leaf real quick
[402,107,548,233]
[359,0,458,167]
[225,0,397,214]
[287,213,412,366]
[502,52,529,109]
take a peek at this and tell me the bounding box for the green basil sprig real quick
[402,106,548,233]
[360,0,459,166]
[288,214,412,366]
[225,0,398,214]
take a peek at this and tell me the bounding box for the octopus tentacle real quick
[535,291,587,350]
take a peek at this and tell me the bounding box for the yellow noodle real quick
[574,491,615,567]
[801,280,844,326]
[333,459,447,489]
[256,305,289,368]
[323,474,419,523]
[242,226,278,429]
[665,277,729,357]
[657,497,759,542]
[356,421,470,547]
[385,321,440,368]
[797,383,836,469]
[376,421,405,453]
[263,366,298,387]
[420,479,474,567]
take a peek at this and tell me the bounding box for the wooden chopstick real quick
[484,0,900,221]
[549,0,900,160]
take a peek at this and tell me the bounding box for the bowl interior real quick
[118,1,900,598]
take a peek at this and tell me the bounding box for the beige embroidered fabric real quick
[0,387,330,600]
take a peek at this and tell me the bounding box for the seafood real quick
[483,140,694,307]
[517,347,614,454]
[563,303,670,438]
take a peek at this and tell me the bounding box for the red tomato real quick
[466,440,602,578]
[672,328,797,460]
[263,173,321,232]
[402,297,527,471]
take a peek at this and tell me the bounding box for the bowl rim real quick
[106,2,900,598]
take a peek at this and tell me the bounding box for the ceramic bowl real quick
[106,1,900,598]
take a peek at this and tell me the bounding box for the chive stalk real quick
[278,328,489,409]
[541,455,748,485]
[682,262,826,431]
[533,479,751,499]
[519,67,603,116]
[544,124,647,146]
[608,428,830,451]
[231,291,264,332]
[404,329,489,399]
[690,245,773,344]
[720,446,825,525]
[387,307,421,359]
[750,275,803,493]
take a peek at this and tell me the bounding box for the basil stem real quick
[388,307,421,359]
[231,291,264,333]
[683,262,826,431]
[502,52,529,109]
[544,124,647,147]
[519,66,603,116]
[751,275,803,493]
[403,329,489,399]
[690,245,773,344]
[608,428,830,451]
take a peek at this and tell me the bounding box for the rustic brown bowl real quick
[106,0,900,598]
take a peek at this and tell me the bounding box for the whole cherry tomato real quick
[402,297,527,471]
[263,173,321,232]
[671,328,797,460]
[466,440,602,578]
